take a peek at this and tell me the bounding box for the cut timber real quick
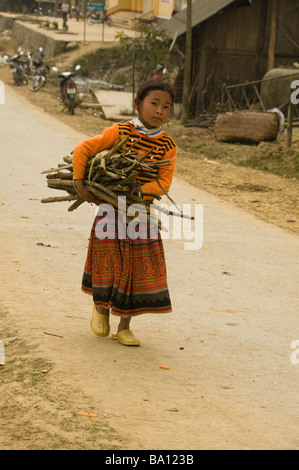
[214,111,279,143]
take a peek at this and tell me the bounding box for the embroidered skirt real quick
[82,209,172,317]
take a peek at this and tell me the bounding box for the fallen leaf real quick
[11,259,19,263]
[160,365,169,370]
[77,412,98,418]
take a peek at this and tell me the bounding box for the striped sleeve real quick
[72,123,120,179]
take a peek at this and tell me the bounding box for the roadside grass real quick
[238,145,299,179]
[74,45,135,79]
[174,132,299,181]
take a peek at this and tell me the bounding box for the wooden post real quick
[255,0,268,79]
[181,0,192,124]
[195,45,208,116]
[267,0,278,71]
[286,100,294,148]
[83,0,86,42]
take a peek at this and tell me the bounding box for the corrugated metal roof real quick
[164,0,235,36]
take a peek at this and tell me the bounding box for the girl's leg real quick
[113,316,140,346]
[91,304,110,337]
[117,316,131,332]
[96,306,109,315]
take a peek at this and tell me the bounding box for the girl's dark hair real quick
[136,80,175,104]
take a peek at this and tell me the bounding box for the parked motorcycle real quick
[23,51,34,78]
[87,11,113,26]
[134,16,157,29]
[58,64,81,115]
[7,48,28,86]
[30,47,56,92]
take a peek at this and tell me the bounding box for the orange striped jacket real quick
[72,121,177,199]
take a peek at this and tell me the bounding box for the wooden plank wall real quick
[188,0,299,115]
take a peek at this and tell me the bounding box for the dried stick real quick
[155,178,182,214]
[41,195,78,204]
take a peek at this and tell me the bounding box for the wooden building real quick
[165,0,299,115]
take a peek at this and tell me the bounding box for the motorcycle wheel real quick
[68,96,75,115]
[15,71,25,86]
[30,75,45,92]
[12,72,21,86]
[87,18,95,25]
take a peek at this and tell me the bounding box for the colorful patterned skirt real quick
[82,208,172,317]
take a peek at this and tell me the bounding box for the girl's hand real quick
[74,180,96,203]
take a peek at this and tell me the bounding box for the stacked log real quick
[214,110,279,143]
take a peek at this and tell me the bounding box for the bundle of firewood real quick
[41,135,191,224]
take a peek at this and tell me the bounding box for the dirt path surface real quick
[0,86,299,450]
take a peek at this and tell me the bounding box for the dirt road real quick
[0,86,298,450]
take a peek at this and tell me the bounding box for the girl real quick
[72,80,177,347]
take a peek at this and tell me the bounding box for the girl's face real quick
[136,90,172,129]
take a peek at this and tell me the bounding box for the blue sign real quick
[86,2,105,11]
